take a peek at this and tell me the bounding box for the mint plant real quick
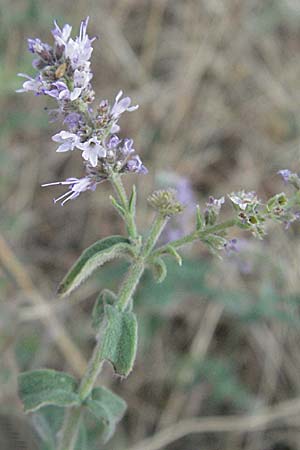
[17,17,300,450]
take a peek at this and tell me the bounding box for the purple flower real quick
[110,90,139,119]
[76,136,106,167]
[42,176,99,205]
[121,138,135,155]
[64,17,95,69]
[224,238,238,256]
[52,21,72,47]
[64,113,82,130]
[45,81,70,100]
[126,155,148,174]
[27,38,52,61]
[206,196,225,211]
[107,135,121,149]
[228,191,258,210]
[278,169,292,182]
[52,131,79,152]
[16,73,46,95]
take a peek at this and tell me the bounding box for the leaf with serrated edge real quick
[57,236,131,297]
[101,305,137,377]
[86,386,126,443]
[18,369,80,413]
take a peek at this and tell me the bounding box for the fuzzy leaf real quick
[101,305,138,377]
[86,386,126,443]
[57,236,131,297]
[18,370,80,413]
[151,257,167,283]
[92,290,117,330]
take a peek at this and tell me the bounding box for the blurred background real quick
[1,0,300,449]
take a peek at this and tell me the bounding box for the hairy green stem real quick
[58,178,167,450]
[142,214,169,257]
[57,407,82,450]
[110,174,138,239]
[116,260,145,311]
[152,219,237,257]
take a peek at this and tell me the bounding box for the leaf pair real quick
[18,370,126,445]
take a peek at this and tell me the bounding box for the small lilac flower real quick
[64,17,95,69]
[76,137,106,167]
[70,68,93,100]
[42,176,99,205]
[224,238,238,256]
[16,73,46,95]
[121,138,135,155]
[52,131,79,152]
[126,155,147,174]
[45,81,70,100]
[107,135,121,149]
[206,196,225,211]
[110,91,139,119]
[204,196,225,226]
[228,191,258,210]
[278,169,292,183]
[27,38,52,61]
[51,21,72,47]
[64,113,82,130]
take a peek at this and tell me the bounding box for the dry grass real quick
[1,0,300,449]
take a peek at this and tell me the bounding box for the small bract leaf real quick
[110,195,126,217]
[92,289,117,330]
[101,305,138,377]
[57,236,131,297]
[86,386,126,444]
[196,204,204,230]
[164,245,182,266]
[18,370,80,413]
[128,185,137,216]
[151,257,167,283]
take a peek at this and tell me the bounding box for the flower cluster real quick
[148,190,184,217]
[17,17,147,204]
[204,196,225,226]
[228,183,300,237]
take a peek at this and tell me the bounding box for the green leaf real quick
[151,257,167,283]
[101,305,138,377]
[110,195,126,217]
[128,185,137,216]
[164,245,182,266]
[57,236,131,297]
[18,370,80,413]
[92,289,117,330]
[196,204,204,230]
[86,386,126,443]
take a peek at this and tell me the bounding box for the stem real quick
[152,219,237,257]
[57,408,82,450]
[58,194,202,449]
[110,174,138,240]
[142,214,169,257]
[117,260,145,311]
